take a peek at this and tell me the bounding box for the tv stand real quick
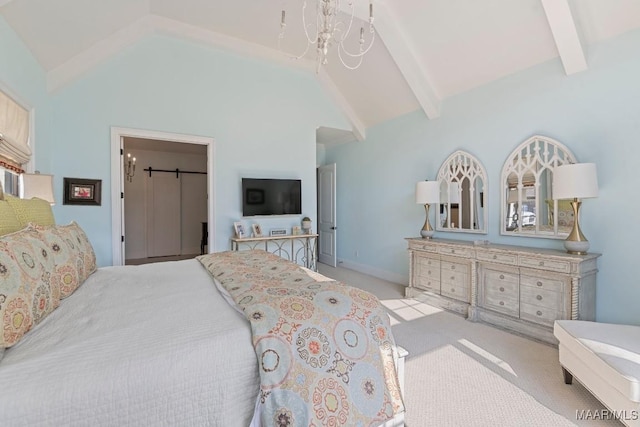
[230,234,318,271]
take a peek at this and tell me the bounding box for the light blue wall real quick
[325,28,640,325]
[0,17,52,172]
[2,21,349,267]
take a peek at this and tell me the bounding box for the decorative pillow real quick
[4,195,55,227]
[30,222,97,298]
[0,227,59,348]
[0,201,22,236]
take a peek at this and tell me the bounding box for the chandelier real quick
[279,0,375,71]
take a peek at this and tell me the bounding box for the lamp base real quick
[420,229,435,239]
[564,239,589,255]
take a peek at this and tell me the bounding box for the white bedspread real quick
[0,259,259,427]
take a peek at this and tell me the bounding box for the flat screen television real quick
[242,178,302,216]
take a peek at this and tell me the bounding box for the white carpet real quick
[318,263,620,426]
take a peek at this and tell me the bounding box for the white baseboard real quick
[337,258,409,286]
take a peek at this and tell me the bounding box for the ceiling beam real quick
[540,0,587,75]
[342,1,441,119]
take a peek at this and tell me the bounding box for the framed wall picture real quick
[233,221,245,238]
[252,223,263,237]
[63,178,102,206]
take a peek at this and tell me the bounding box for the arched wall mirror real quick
[436,150,488,234]
[500,135,577,238]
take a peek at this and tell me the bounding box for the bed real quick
[0,221,406,426]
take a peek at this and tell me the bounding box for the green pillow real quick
[0,200,22,235]
[4,195,55,227]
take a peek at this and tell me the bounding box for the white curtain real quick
[0,90,31,168]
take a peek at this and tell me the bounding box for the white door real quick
[146,174,181,257]
[318,163,337,267]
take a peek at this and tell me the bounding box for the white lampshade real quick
[553,163,599,200]
[22,173,55,205]
[416,181,440,204]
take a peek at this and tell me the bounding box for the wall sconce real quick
[125,153,136,182]
[415,180,440,239]
[553,163,599,254]
[22,172,55,205]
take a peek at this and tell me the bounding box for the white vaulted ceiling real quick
[2,0,640,143]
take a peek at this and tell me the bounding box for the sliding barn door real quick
[146,174,181,257]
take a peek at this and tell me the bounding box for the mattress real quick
[0,259,259,426]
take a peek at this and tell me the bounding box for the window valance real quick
[0,90,31,170]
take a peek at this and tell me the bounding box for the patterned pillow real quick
[4,194,55,227]
[0,201,22,236]
[0,227,59,348]
[30,222,97,299]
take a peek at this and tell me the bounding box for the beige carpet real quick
[318,263,619,427]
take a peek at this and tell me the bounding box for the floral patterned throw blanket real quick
[197,250,405,426]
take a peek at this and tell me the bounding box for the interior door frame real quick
[110,127,215,266]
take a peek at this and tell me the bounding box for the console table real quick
[406,237,600,344]
[230,234,318,271]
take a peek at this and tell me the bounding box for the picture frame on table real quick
[63,178,102,206]
[233,222,245,238]
[252,223,263,238]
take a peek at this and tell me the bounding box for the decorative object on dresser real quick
[233,221,245,238]
[406,238,600,344]
[553,163,599,255]
[22,172,55,204]
[270,228,287,236]
[301,216,312,233]
[415,180,440,239]
[501,135,577,238]
[251,223,263,238]
[436,150,488,233]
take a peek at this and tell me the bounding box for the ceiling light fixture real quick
[279,0,375,72]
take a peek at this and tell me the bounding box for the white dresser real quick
[406,238,600,344]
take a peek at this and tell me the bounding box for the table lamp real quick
[416,180,440,239]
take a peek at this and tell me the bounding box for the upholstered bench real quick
[554,320,640,427]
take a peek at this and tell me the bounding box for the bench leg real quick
[562,367,573,385]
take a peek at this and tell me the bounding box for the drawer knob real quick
[450,276,455,281]
[539,261,544,266]
[499,287,505,292]
[537,281,543,287]
[428,270,432,275]
[493,255,497,259]
[499,301,505,306]
[451,288,455,293]
[537,310,542,316]
[499,274,505,280]
[451,265,455,270]
[536,295,542,301]
[451,249,456,254]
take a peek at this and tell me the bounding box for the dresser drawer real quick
[520,275,565,293]
[441,282,469,302]
[476,250,518,266]
[409,240,439,253]
[482,290,518,317]
[520,286,563,312]
[519,256,570,274]
[520,302,561,327]
[415,276,441,293]
[416,256,440,280]
[483,269,519,292]
[438,245,473,258]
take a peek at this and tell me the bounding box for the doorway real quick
[110,127,215,266]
